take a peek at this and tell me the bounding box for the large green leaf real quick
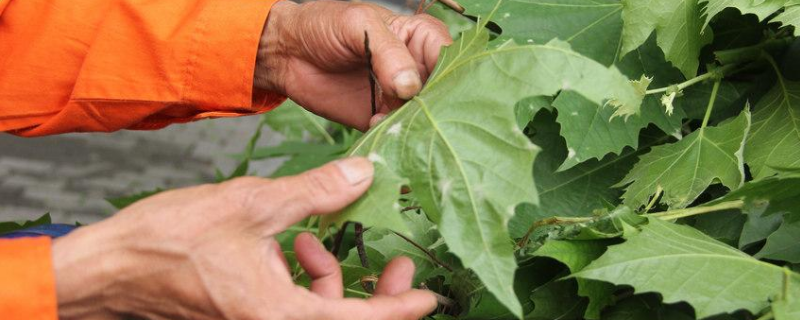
[756,213,800,263]
[619,0,713,77]
[617,109,751,209]
[323,23,641,316]
[744,80,800,179]
[576,218,800,318]
[459,0,624,66]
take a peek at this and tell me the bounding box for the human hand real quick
[255,1,452,130]
[52,157,437,320]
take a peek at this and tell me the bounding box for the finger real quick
[407,14,453,78]
[318,290,437,320]
[295,232,344,298]
[369,113,387,128]
[356,16,422,100]
[259,157,374,232]
[375,257,415,296]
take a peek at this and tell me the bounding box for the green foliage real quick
[98,1,800,319]
[576,218,800,318]
[0,213,51,234]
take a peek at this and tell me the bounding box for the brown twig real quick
[392,231,454,272]
[364,31,377,116]
[355,223,374,292]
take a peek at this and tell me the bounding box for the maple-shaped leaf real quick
[576,218,800,319]
[702,0,787,30]
[555,38,685,170]
[321,23,641,316]
[744,79,800,179]
[459,0,624,66]
[619,0,713,78]
[617,109,750,209]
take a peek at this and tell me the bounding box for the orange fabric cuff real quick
[0,237,58,320]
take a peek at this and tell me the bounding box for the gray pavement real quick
[0,116,283,224]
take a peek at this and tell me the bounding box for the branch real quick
[643,200,744,220]
[645,64,737,95]
[392,231,454,272]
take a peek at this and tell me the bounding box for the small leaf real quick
[265,100,335,143]
[617,109,751,209]
[106,189,163,210]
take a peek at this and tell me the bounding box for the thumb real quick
[267,157,374,231]
[365,24,423,100]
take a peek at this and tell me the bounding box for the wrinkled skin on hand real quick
[255,0,453,130]
[52,158,437,320]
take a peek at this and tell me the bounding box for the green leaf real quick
[756,214,800,263]
[773,281,800,320]
[744,80,800,179]
[772,5,800,33]
[361,211,450,284]
[106,189,163,210]
[527,279,588,320]
[691,210,746,246]
[533,240,618,319]
[324,24,641,316]
[459,0,625,66]
[265,99,335,143]
[617,109,751,209]
[702,0,787,30]
[0,213,52,234]
[576,218,800,318]
[601,294,695,320]
[555,37,685,170]
[509,110,636,238]
[619,0,713,77]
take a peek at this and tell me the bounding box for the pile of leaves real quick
[252,0,800,318]
[93,0,800,319]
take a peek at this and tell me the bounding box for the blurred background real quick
[0,0,411,224]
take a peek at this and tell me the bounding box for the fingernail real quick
[335,157,374,185]
[393,70,422,99]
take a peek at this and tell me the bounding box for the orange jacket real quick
[0,0,284,317]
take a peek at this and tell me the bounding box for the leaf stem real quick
[392,231,454,272]
[643,200,744,220]
[701,80,721,128]
[516,216,595,248]
[645,64,736,95]
[642,186,663,213]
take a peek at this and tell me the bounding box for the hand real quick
[255,1,452,130]
[52,157,437,320]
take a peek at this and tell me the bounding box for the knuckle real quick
[220,177,270,211]
[302,168,342,200]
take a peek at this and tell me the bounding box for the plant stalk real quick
[645,64,737,95]
[701,80,721,128]
[643,200,744,220]
[392,231,454,272]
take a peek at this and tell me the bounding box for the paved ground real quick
[0,0,410,225]
[0,116,284,224]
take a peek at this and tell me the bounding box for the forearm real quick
[0,0,284,136]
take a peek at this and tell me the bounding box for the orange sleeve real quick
[0,0,285,137]
[0,237,57,320]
